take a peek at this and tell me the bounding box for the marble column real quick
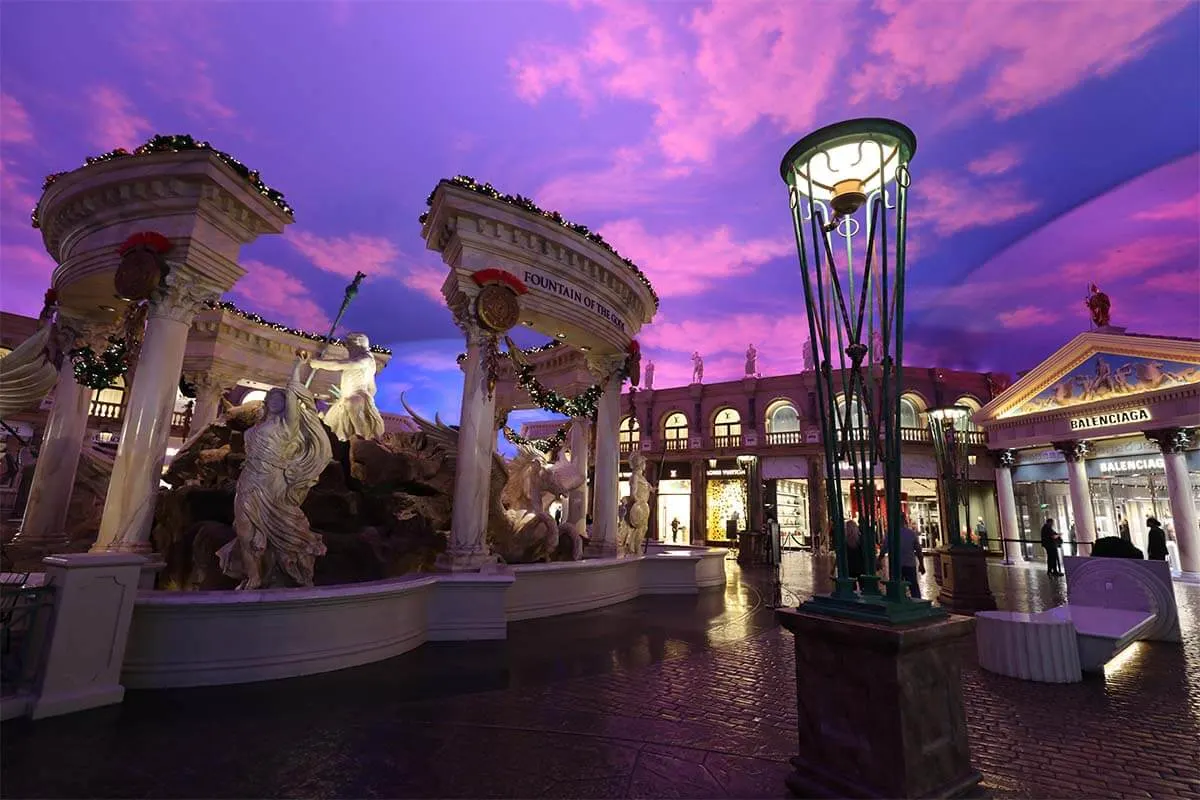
[1147,428,1198,575]
[12,320,98,549]
[93,275,220,554]
[564,415,591,540]
[588,354,625,558]
[991,449,1021,565]
[440,322,498,571]
[691,458,708,546]
[186,372,233,436]
[1052,440,1096,556]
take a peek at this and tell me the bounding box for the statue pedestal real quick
[777,608,980,798]
[936,545,998,615]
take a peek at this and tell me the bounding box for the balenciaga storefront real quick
[976,329,1200,579]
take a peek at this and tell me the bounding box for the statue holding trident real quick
[307,272,386,441]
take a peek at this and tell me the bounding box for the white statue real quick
[745,343,758,376]
[218,353,333,589]
[691,351,704,384]
[802,338,814,371]
[500,437,587,561]
[644,360,655,390]
[308,332,385,441]
[617,449,653,555]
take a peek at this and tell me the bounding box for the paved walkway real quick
[3,555,1199,799]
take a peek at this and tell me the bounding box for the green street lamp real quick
[780,118,942,623]
[928,405,973,548]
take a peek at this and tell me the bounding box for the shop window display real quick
[706,478,748,542]
[656,478,691,545]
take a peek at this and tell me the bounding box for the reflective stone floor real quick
[3,554,1199,799]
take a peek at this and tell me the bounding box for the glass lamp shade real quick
[780,118,917,205]
[736,454,757,469]
[926,405,971,427]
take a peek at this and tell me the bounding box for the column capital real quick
[148,268,222,324]
[56,314,116,352]
[1146,427,1194,454]
[585,352,628,383]
[1052,440,1092,463]
[988,449,1017,469]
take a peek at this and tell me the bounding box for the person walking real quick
[845,519,865,590]
[899,517,925,599]
[974,516,989,551]
[1040,518,1063,576]
[1118,516,1132,544]
[1147,517,1169,561]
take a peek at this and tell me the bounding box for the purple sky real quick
[2,0,1198,430]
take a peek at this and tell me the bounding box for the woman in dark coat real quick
[1146,517,1169,561]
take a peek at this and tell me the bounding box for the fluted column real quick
[1053,440,1096,556]
[186,371,235,436]
[691,458,708,546]
[991,449,1021,565]
[12,318,101,549]
[587,354,626,558]
[93,273,220,553]
[1147,428,1198,575]
[440,321,498,571]
[564,415,591,539]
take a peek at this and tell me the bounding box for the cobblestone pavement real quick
[3,554,1198,799]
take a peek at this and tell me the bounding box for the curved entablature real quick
[422,182,657,356]
[36,150,293,318]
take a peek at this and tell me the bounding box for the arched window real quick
[766,402,801,433]
[836,395,868,430]
[954,396,982,431]
[900,397,920,429]
[713,408,741,439]
[619,415,640,447]
[663,412,688,442]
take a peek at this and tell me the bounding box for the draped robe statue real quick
[691,352,704,384]
[218,355,333,589]
[308,332,385,441]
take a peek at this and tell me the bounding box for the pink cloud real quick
[600,218,791,297]
[126,3,237,124]
[400,263,447,304]
[1060,234,1196,284]
[852,1,1189,120]
[511,0,849,163]
[284,230,399,278]
[997,305,1052,329]
[87,86,152,151]
[0,94,33,144]
[910,172,1038,237]
[1144,271,1199,294]
[231,260,331,331]
[1134,192,1199,223]
[640,311,811,383]
[967,145,1022,176]
[0,243,56,316]
[0,160,38,220]
[535,145,692,215]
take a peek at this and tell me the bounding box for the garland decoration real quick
[420,175,659,309]
[514,360,605,418]
[34,134,293,229]
[69,336,129,390]
[502,422,571,453]
[205,301,392,355]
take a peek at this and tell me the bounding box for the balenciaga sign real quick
[1069,407,1151,431]
[1098,457,1165,475]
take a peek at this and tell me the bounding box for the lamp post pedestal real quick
[777,608,981,799]
[935,544,997,615]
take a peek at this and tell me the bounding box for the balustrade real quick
[765,431,802,446]
[665,438,689,452]
[712,435,742,449]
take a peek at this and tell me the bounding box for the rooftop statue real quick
[309,332,385,441]
[691,351,704,384]
[745,344,758,377]
[1085,283,1112,329]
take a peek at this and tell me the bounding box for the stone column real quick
[1053,440,1096,556]
[691,458,708,546]
[186,371,234,436]
[440,322,499,571]
[564,415,591,540]
[12,319,100,549]
[991,449,1021,565]
[92,274,220,554]
[1147,428,1198,575]
[587,354,625,558]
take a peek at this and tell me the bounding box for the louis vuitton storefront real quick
[976,329,1200,578]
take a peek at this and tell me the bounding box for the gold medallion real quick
[475,283,520,333]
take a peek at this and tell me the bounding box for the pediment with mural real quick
[1013,353,1199,414]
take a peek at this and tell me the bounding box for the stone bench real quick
[975,557,1180,682]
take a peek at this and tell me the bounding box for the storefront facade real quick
[977,330,1200,576]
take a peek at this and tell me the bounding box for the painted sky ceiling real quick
[1,0,1198,435]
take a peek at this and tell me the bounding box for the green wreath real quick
[69,336,129,390]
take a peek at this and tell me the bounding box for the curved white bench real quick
[976,610,1082,683]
